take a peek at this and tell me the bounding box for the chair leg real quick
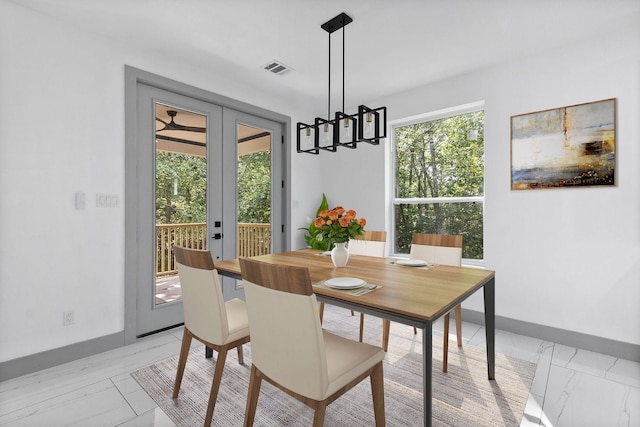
[244,365,262,427]
[359,313,365,342]
[350,310,355,316]
[443,313,450,373]
[204,347,228,426]
[237,344,244,365]
[318,302,325,323]
[173,328,193,398]
[413,327,417,335]
[455,304,463,347]
[382,319,390,352]
[370,362,385,427]
[312,401,327,427]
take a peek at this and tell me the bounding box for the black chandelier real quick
[297,13,387,154]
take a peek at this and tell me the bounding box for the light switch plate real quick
[75,192,86,210]
[96,194,119,208]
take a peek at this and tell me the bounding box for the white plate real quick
[397,259,427,267]
[324,277,366,289]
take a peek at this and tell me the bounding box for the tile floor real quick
[0,305,638,426]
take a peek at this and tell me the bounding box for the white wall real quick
[0,2,320,363]
[1,2,638,365]
[313,22,640,345]
[293,141,389,240]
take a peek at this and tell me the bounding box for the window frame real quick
[388,101,485,267]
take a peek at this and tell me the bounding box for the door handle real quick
[212,233,223,240]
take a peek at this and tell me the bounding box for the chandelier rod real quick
[327,26,331,119]
[342,25,345,114]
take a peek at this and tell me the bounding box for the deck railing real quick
[237,223,271,257]
[155,222,270,276]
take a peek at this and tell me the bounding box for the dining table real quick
[213,249,496,427]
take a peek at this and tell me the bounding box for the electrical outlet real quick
[63,310,74,326]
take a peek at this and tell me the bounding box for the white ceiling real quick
[12,0,640,109]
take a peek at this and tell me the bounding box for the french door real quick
[134,83,284,337]
[221,109,284,300]
[136,84,223,335]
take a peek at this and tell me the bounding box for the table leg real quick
[484,277,495,380]
[422,323,433,427]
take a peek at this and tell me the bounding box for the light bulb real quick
[320,123,331,146]
[304,127,313,149]
[364,112,374,139]
[341,118,351,142]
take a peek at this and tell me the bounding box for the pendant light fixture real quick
[297,12,387,154]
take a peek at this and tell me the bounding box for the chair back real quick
[239,258,329,400]
[173,245,229,345]
[348,230,387,257]
[409,233,462,266]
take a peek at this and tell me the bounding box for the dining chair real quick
[317,230,387,324]
[348,230,387,257]
[346,231,388,344]
[239,258,386,427]
[172,245,251,426]
[383,233,463,372]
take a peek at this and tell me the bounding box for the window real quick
[392,103,484,262]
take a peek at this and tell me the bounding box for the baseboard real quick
[461,308,640,363]
[0,332,124,382]
[2,311,638,382]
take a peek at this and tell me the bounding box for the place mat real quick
[313,281,381,296]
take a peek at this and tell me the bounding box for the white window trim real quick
[394,196,485,204]
[387,101,486,267]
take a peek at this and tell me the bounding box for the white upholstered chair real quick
[347,231,388,343]
[172,245,250,426]
[239,258,386,427]
[382,233,463,372]
[348,230,387,258]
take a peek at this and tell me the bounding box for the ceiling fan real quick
[156,110,206,133]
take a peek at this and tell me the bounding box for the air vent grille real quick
[263,60,292,75]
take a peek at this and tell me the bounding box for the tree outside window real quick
[155,152,207,224]
[237,150,271,224]
[155,150,271,225]
[393,109,484,260]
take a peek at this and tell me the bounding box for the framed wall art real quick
[511,98,616,190]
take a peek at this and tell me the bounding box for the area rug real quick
[132,306,536,426]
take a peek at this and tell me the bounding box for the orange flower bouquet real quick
[313,206,366,248]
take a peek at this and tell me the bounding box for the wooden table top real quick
[214,249,495,322]
[215,249,495,321]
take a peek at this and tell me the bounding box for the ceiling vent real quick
[263,60,292,75]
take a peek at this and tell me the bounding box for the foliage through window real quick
[155,150,272,225]
[155,152,207,224]
[393,107,484,260]
[237,150,271,224]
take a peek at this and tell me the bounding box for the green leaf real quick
[316,193,329,216]
[300,193,330,250]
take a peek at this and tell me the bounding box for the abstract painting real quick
[511,98,616,190]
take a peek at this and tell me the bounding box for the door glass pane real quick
[154,104,207,305]
[237,124,271,257]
